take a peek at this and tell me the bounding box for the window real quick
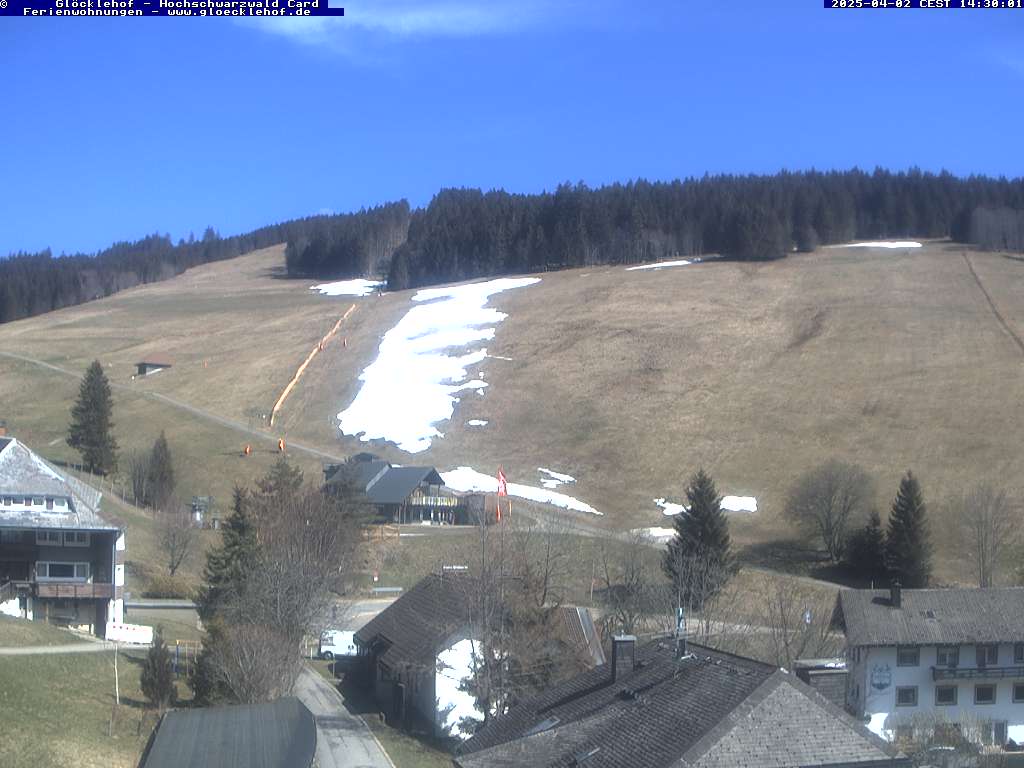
[936,645,959,668]
[975,684,996,705]
[1013,683,1024,703]
[45,498,53,510]
[897,646,920,667]
[1015,643,1024,664]
[36,562,89,581]
[896,686,918,707]
[35,530,61,545]
[63,532,90,547]
[33,498,43,506]
[2,497,10,506]
[977,644,998,667]
[55,498,66,508]
[935,685,958,706]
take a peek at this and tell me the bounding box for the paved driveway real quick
[294,665,394,768]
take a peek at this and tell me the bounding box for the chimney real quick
[890,580,902,609]
[610,635,636,682]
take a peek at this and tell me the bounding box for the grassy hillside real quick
[2,241,1024,585]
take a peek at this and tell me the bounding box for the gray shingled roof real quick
[835,588,1024,647]
[139,697,315,768]
[456,639,907,768]
[0,439,114,530]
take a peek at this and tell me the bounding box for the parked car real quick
[319,629,357,660]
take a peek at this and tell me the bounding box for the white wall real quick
[852,643,1024,743]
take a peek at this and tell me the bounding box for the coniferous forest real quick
[3,168,1024,325]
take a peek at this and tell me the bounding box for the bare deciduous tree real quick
[127,451,149,507]
[785,459,874,562]
[159,506,195,577]
[205,623,303,704]
[755,576,840,670]
[953,484,1019,588]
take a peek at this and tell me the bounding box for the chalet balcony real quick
[932,665,1024,681]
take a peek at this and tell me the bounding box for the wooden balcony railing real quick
[34,582,117,600]
[932,665,1024,681]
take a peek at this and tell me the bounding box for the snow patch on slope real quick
[442,466,601,516]
[335,277,539,453]
[626,259,693,271]
[829,241,922,249]
[656,495,757,515]
[311,279,384,296]
[538,467,575,489]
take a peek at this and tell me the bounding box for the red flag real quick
[496,467,508,522]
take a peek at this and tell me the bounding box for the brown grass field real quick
[2,241,1024,586]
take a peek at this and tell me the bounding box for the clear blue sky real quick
[2,0,1022,256]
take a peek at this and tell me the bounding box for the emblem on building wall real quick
[870,663,892,691]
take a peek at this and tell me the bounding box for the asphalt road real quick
[293,665,394,768]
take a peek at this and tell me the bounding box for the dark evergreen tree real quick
[845,510,888,584]
[146,431,176,512]
[140,627,177,712]
[196,487,259,622]
[663,469,734,606]
[66,360,118,475]
[885,471,933,588]
[256,457,304,499]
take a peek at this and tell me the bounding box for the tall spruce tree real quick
[66,360,118,475]
[845,510,888,585]
[140,627,177,712]
[885,471,932,588]
[146,431,176,512]
[196,487,259,622]
[663,469,734,607]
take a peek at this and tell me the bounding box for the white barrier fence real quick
[105,622,154,645]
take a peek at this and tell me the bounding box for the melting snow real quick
[655,498,688,516]
[466,419,489,427]
[311,278,384,297]
[656,495,757,515]
[625,259,693,271]
[866,713,891,739]
[442,466,602,516]
[722,495,758,513]
[436,638,483,739]
[538,467,575,489]
[633,526,676,542]
[335,277,539,453]
[830,241,922,249]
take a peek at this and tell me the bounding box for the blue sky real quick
[2,0,1022,256]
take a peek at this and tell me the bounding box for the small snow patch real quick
[656,495,757,515]
[442,466,602,516]
[722,496,757,513]
[311,279,384,297]
[538,467,575,489]
[655,498,688,517]
[466,419,489,427]
[633,526,676,542]
[829,241,922,249]
[626,259,693,272]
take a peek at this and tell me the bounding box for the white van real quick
[319,629,357,660]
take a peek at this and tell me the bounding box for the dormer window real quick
[35,530,61,545]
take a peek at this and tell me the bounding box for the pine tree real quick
[663,469,734,607]
[885,471,933,588]
[66,360,118,475]
[845,510,888,584]
[140,627,177,712]
[256,457,303,499]
[196,487,259,622]
[146,431,175,512]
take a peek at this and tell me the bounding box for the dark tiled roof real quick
[456,639,906,768]
[835,588,1024,647]
[354,572,473,670]
[366,466,445,505]
[139,697,315,768]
